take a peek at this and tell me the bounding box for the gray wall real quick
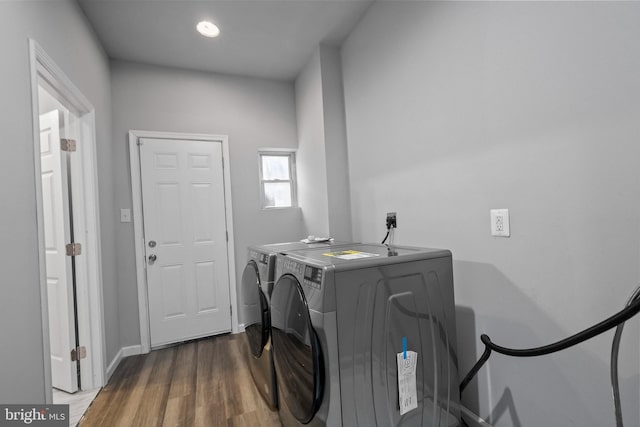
[295,45,352,241]
[319,45,352,242]
[341,2,640,426]
[0,0,116,402]
[111,61,305,342]
[295,49,331,237]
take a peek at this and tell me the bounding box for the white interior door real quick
[140,138,232,347]
[40,110,78,393]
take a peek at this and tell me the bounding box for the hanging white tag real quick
[397,350,418,415]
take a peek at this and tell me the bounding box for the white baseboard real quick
[105,344,143,383]
[105,348,122,382]
[122,344,143,358]
[237,323,245,333]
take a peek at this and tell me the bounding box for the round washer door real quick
[241,260,270,358]
[271,273,324,424]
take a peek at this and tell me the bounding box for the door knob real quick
[148,254,157,264]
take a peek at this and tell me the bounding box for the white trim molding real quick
[105,349,123,382]
[29,39,106,400]
[258,149,298,209]
[106,345,143,382]
[128,130,238,354]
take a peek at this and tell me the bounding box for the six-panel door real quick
[140,138,231,347]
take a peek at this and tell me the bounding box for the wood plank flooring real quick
[79,333,281,427]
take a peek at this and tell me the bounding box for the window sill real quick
[261,206,301,211]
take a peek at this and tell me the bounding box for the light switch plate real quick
[120,208,131,223]
[490,209,510,237]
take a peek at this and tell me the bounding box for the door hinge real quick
[71,346,86,362]
[65,243,82,256]
[60,138,77,152]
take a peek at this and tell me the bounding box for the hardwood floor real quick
[79,333,282,426]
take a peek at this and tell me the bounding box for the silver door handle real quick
[148,254,157,264]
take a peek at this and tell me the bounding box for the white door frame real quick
[128,130,238,353]
[29,40,106,402]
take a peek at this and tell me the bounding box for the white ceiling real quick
[78,0,373,81]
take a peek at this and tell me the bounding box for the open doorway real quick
[29,39,106,412]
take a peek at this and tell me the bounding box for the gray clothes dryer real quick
[270,243,461,426]
[240,241,355,410]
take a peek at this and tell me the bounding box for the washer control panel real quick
[282,258,304,275]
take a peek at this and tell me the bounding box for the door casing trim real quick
[30,39,106,401]
[128,130,238,353]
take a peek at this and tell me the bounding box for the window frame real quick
[258,150,298,209]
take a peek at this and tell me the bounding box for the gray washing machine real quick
[240,241,355,410]
[270,243,460,426]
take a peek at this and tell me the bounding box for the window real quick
[259,151,297,208]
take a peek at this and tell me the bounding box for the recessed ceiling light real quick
[196,21,220,38]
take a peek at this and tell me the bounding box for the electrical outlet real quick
[490,209,510,237]
[386,212,397,229]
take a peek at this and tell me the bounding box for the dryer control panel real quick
[303,266,323,289]
[249,249,270,265]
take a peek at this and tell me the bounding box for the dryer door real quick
[271,273,324,424]
[241,260,270,357]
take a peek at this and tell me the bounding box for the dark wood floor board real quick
[227,336,280,426]
[80,334,281,427]
[130,347,176,426]
[227,410,263,427]
[194,401,226,427]
[112,352,162,426]
[168,342,197,400]
[90,352,154,425]
[210,335,247,420]
[220,342,244,419]
[233,339,260,409]
[161,395,196,427]
[194,338,215,409]
[163,343,198,426]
